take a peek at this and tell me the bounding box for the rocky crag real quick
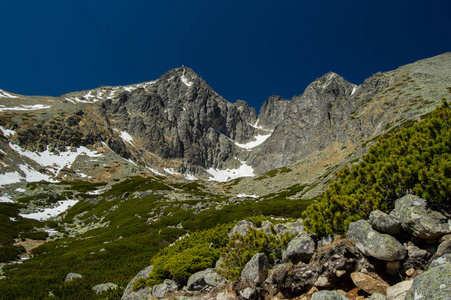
[120,195,451,300]
[0,53,450,199]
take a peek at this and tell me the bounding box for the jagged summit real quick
[0,53,450,195]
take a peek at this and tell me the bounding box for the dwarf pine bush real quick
[303,99,451,235]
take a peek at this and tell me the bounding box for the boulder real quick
[241,253,269,285]
[274,219,305,236]
[405,261,451,299]
[152,279,178,299]
[282,232,316,264]
[228,220,255,238]
[429,253,451,269]
[187,268,225,291]
[347,220,406,261]
[390,194,451,240]
[386,280,413,300]
[122,265,153,299]
[65,272,82,282]
[272,262,322,298]
[350,272,389,295]
[368,210,402,235]
[368,293,387,300]
[436,239,451,257]
[311,290,350,300]
[93,283,118,294]
[239,287,256,299]
[216,291,237,300]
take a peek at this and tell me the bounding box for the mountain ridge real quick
[1,53,450,199]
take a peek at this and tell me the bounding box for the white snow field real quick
[19,200,78,221]
[206,160,255,182]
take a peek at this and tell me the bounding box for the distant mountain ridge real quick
[1,53,450,197]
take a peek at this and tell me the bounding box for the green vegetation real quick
[147,223,232,285]
[303,99,451,235]
[256,167,292,180]
[218,226,294,280]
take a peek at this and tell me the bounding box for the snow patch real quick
[0,126,16,137]
[0,194,14,203]
[180,69,193,87]
[0,171,22,186]
[0,89,19,98]
[236,194,259,198]
[15,188,26,193]
[235,134,272,150]
[147,167,165,177]
[115,129,135,147]
[206,160,255,182]
[19,199,78,221]
[351,85,358,96]
[185,173,198,181]
[164,168,181,176]
[10,144,101,175]
[18,164,55,182]
[0,104,51,112]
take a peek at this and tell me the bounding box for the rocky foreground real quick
[82,194,450,300]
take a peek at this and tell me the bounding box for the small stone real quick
[311,290,350,300]
[239,287,256,299]
[65,272,82,282]
[350,272,389,295]
[387,280,413,300]
[405,268,415,276]
[92,283,118,294]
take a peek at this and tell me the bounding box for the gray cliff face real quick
[257,95,290,129]
[100,66,257,170]
[1,53,450,182]
[249,72,356,172]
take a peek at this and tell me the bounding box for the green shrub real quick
[303,99,451,235]
[0,245,26,263]
[218,226,294,280]
[147,223,233,285]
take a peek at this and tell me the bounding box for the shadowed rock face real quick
[100,66,257,170]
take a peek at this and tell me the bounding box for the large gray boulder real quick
[368,210,402,235]
[347,220,406,261]
[405,261,451,299]
[152,279,178,299]
[122,265,153,300]
[93,283,118,294]
[390,194,451,240]
[311,290,350,300]
[241,253,269,285]
[186,268,225,291]
[282,232,316,264]
[228,220,255,238]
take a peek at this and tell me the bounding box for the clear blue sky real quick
[1,0,450,111]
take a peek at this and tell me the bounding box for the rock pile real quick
[122,194,451,300]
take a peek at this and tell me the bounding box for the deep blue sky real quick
[1,0,450,111]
